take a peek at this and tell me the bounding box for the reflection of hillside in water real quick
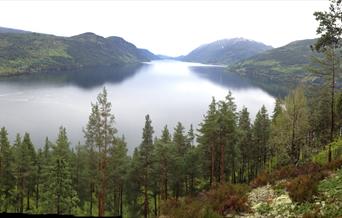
[190,66,252,89]
[190,66,291,97]
[0,63,144,89]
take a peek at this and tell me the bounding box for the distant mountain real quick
[180,38,272,65]
[139,49,160,61]
[0,31,157,76]
[0,26,30,34]
[228,39,318,85]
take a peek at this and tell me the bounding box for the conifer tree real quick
[21,133,36,212]
[197,97,218,186]
[42,127,78,214]
[237,107,252,182]
[217,92,237,183]
[139,114,154,218]
[313,0,342,161]
[253,106,270,173]
[83,87,117,216]
[108,135,129,217]
[0,127,14,212]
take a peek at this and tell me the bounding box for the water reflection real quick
[0,63,143,88]
[0,60,276,153]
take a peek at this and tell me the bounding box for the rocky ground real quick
[231,168,342,218]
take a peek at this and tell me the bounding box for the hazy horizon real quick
[0,0,329,57]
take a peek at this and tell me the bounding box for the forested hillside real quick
[180,38,272,65]
[228,39,318,85]
[0,31,157,76]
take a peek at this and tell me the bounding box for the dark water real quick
[0,60,275,153]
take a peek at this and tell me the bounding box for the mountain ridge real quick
[179,38,273,65]
[0,30,158,76]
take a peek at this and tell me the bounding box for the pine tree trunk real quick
[211,143,215,186]
[190,174,194,196]
[26,190,30,211]
[120,185,123,216]
[165,167,168,200]
[220,144,225,183]
[329,48,336,162]
[90,183,93,216]
[144,178,148,218]
[35,182,39,210]
[154,192,157,217]
[20,177,24,213]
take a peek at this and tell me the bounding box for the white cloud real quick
[0,0,329,56]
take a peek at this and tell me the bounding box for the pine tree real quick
[0,127,15,212]
[313,0,342,161]
[272,98,283,122]
[155,126,172,200]
[21,132,37,212]
[197,97,218,186]
[42,127,78,214]
[126,148,142,218]
[253,106,270,174]
[83,87,117,216]
[187,124,195,147]
[171,122,187,198]
[33,148,43,211]
[217,92,237,183]
[237,107,252,182]
[108,135,129,217]
[139,114,154,218]
[13,133,23,212]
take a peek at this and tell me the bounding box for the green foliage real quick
[313,0,342,51]
[316,168,342,217]
[229,39,318,86]
[271,87,310,165]
[41,127,79,214]
[0,127,15,212]
[256,202,272,215]
[313,138,342,164]
[0,32,155,75]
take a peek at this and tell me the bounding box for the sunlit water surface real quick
[0,60,275,153]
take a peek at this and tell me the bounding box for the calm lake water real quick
[0,60,275,153]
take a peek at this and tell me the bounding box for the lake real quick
[0,60,275,153]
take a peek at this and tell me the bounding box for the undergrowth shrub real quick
[323,158,342,171]
[285,174,319,203]
[160,184,250,218]
[302,211,321,218]
[160,197,212,218]
[250,171,272,188]
[206,183,250,215]
[251,162,327,188]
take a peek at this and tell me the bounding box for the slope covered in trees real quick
[0,31,158,76]
[180,38,272,65]
[228,39,319,84]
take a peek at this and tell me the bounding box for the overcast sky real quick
[0,0,329,57]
